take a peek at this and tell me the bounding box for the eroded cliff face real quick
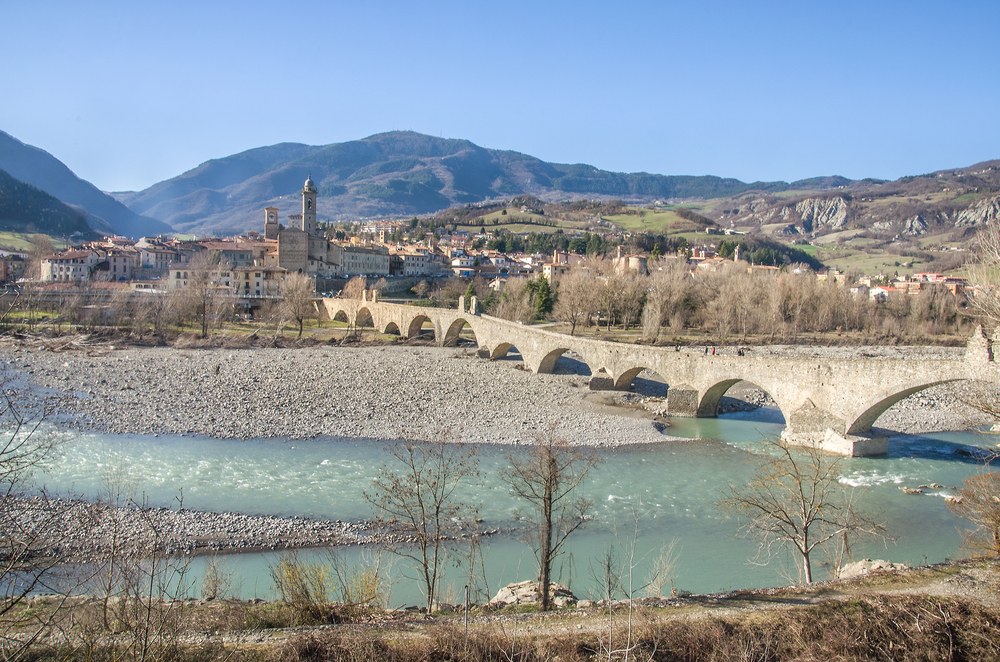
[717,192,1000,238]
[953,195,1000,227]
[721,196,850,231]
[794,197,851,232]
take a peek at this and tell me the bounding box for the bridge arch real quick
[846,379,959,436]
[330,309,350,324]
[614,367,669,397]
[550,350,593,376]
[355,307,375,329]
[536,347,571,374]
[405,314,435,340]
[382,321,401,336]
[443,318,478,347]
[489,342,522,361]
[696,379,743,417]
[696,378,786,422]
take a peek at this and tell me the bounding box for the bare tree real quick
[618,272,646,331]
[722,440,884,584]
[279,272,317,339]
[706,264,765,342]
[430,277,466,308]
[594,262,626,331]
[968,222,1000,327]
[80,473,193,661]
[552,269,596,336]
[948,470,1000,557]
[641,260,696,341]
[365,439,479,613]
[342,276,368,300]
[502,434,599,610]
[0,390,85,659]
[411,280,430,299]
[491,278,534,323]
[24,236,54,282]
[173,252,232,338]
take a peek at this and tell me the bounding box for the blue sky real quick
[5,1,999,192]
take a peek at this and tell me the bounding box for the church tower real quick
[264,206,279,240]
[302,176,317,235]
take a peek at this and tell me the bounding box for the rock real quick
[839,559,908,579]
[489,580,577,608]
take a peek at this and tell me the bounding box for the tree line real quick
[454,257,970,343]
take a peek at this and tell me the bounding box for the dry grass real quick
[273,594,1000,661]
[12,562,1000,661]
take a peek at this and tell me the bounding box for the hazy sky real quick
[5,1,999,192]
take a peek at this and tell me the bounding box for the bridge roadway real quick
[320,295,998,456]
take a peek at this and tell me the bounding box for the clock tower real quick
[301,176,317,235]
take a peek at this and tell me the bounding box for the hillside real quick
[690,161,1000,273]
[0,130,170,238]
[120,131,846,235]
[0,169,97,238]
[705,161,1000,238]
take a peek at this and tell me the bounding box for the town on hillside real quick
[1,177,974,324]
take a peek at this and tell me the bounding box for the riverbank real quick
[1,340,992,444]
[2,338,995,561]
[10,558,1000,660]
[0,342,678,445]
[9,495,380,560]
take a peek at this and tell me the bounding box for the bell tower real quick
[302,175,317,235]
[264,206,279,240]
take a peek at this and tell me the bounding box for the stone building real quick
[269,177,389,279]
[40,249,100,282]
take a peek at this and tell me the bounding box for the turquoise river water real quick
[29,409,998,606]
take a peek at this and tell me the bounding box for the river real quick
[26,406,997,606]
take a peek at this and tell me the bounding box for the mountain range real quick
[114,131,866,236]
[1,129,998,247]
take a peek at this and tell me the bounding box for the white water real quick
[27,411,997,605]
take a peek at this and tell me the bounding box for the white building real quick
[40,249,100,282]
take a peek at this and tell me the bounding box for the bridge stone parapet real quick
[319,298,998,456]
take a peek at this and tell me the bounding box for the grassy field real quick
[602,209,691,233]
[0,231,68,252]
[454,209,587,235]
[455,222,568,235]
[820,250,930,275]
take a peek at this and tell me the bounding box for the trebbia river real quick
[30,408,996,607]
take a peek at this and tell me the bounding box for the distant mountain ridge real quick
[120,131,857,236]
[5,127,996,244]
[707,161,1000,238]
[0,168,97,238]
[0,130,170,238]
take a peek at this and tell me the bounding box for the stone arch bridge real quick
[320,296,998,456]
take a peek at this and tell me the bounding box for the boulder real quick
[839,559,909,580]
[489,580,577,608]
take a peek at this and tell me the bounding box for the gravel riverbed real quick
[3,342,988,443]
[1,340,994,559]
[0,343,676,445]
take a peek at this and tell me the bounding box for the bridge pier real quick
[782,400,889,456]
[666,386,700,417]
[588,371,615,390]
[782,429,888,457]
